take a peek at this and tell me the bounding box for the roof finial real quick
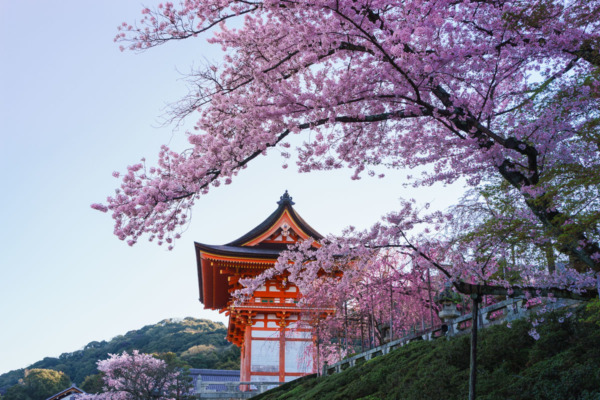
[277,190,295,206]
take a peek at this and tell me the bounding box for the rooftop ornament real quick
[277,190,295,206]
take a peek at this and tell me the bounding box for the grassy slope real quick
[255,302,600,400]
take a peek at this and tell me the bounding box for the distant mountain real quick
[0,317,239,393]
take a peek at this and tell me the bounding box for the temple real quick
[195,191,323,385]
[44,386,85,400]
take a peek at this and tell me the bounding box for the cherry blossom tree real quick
[93,1,600,302]
[283,246,441,358]
[77,351,195,400]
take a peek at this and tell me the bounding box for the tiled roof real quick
[194,243,282,257]
[190,368,240,380]
[189,369,241,392]
[44,385,85,400]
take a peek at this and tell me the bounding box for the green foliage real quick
[182,343,240,370]
[2,385,29,400]
[583,298,600,327]
[0,318,239,394]
[2,369,70,400]
[80,374,103,394]
[255,305,600,400]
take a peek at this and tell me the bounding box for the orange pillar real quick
[279,318,287,382]
[241,323,252,391]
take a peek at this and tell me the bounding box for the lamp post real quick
[469,293,482,400]
[436,283,478,399]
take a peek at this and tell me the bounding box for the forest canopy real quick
[0,318,239,395]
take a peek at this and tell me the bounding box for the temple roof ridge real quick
[223,191,322,247]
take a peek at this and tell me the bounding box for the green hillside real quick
[255,301,600,400]
[0,317,239,393]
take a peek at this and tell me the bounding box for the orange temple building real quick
[195,191,323,385]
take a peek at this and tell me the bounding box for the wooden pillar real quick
[240,344,245,378]
[279,315,287,382]
[241,321,252,391]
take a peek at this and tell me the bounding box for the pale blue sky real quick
[0,1,464,375]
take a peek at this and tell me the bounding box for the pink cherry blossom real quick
[94,0,600,345]
[77,350,193,400]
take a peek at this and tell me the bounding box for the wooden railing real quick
[323,297,579,376]
[196,381,283,399]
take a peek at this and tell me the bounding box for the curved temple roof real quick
[195,191,323,309]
